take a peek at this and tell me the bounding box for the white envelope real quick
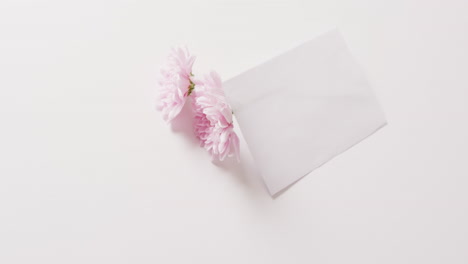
[223,29,387,196]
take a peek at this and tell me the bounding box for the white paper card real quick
[223,29,387,196]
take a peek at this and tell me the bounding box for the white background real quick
[1,0,467,263]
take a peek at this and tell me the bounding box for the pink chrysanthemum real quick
[192,71,240,161]
[156,47,195,122]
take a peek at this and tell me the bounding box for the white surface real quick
[224,29,387,195]
[0,0,467,263]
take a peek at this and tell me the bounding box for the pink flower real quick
[192,71,240,161]
[156,47,241,162]
[156,47,195,122]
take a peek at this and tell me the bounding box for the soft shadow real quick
[170,101,199,146]
[170,102,269,198]
[213,154,269,198]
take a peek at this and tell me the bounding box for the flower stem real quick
[187,80,195,96]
